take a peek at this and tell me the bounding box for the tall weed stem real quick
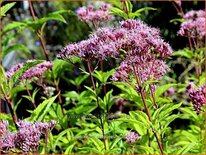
[87,61,107,151]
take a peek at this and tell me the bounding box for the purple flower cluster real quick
[6,60,53,80]
[76,3,113,24]
[0,120,57,153]
[186,83,206,114]
[124,131,141,143]
[58,20,172,83]
[178,10,205,39]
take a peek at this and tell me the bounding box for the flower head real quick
[58,19,172,84]
[0,120,57,153]
[76,2,113,24]
[178,10,205,39]
[124,131,141,143]
[186,83,206,114]
[6,60,53,80]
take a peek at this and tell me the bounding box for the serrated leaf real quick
[1,2,16,16]
[28,95,57,121]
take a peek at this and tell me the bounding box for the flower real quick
[0,120,8,136]
[0,120,57,153]
[124,131,141,143]
[6,63,23,79]
[165,87,176,97]
[76,3,113,24]
[1,132,16,149]
[178,10,205,39]
[6,60,53,80]
[43,86,56,97]
[186,83,206,114]
[58,19,172,84]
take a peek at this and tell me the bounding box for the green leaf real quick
[155,83,177,98]
[125,0,133,13]
[170,18,186,24]
[84,85,96,96]
[159,102,182,121]
[175,142,197,154]
[3,44,30,58]
[3,21,27,34]
[64,142,76,154]
[110,137,122,149]
[179,107,198,121]
[51,58,70,79]
[134,7,157,15]
[129,111,152,127]
[0,65,8,97]
[28,95,57,121]
[1,2,16,16]
[54,128,74,149]
[63,91,80,101]
[172,49,193,59]
[109,7,128,19]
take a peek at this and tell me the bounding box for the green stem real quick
[87,61,107,151]
[25,81,36,108]
[132,64,164,155]
[28,0,50,61]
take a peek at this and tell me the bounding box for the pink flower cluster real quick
[58,19,172,82]
[76,3,113,24]
[124,131,141,143]
[178,10,205,39]
[0,120,57,153]
[6,60,53,80]
[186,82,206,114]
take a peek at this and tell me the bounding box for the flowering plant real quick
[0,0,205,154]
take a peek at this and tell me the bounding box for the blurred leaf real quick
[125,0,133,13]
[1,2,16,16]
[173,49,193,59]
[3,44,31,58]
[0,65,8,97]
[3,21,27,34]
[175,142,197,154]
[109,7,128,19]
[54,128,74,149]
[134,7,157,15]
[64,142,76,154]
[155,83,177,98]
[170,18,186,24]
[50,59,68,78]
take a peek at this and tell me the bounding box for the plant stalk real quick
[28,0,50,61]
[25,82,36,108]
[132,64,164,154]
[87,61,107,151]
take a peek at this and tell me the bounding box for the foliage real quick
[0,0,205,154]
